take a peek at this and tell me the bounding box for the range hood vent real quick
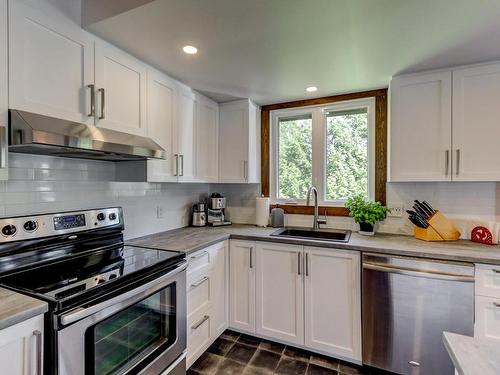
[8,110,165,161]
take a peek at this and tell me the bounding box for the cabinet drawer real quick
[187,309,211,367]
[188,249,211,275]
[475,295,500,341]
[187,275,210,316]
[475,264,500,298]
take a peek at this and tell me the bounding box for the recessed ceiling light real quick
[182,45,198,54]
[306,86,318,93]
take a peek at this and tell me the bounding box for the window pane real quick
[326,108,368,201]
[278,114,312,200]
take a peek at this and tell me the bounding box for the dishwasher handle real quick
[363,262,474,282]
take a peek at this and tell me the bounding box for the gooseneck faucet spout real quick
[306,186,327,229]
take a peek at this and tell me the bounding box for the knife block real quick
[413,211,461,241]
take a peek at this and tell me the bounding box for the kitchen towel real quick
[255,196,270,227]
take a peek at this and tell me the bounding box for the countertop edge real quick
[0,292,48,331]
[443,332,465,375]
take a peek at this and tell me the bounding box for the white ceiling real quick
[87,0,500,105]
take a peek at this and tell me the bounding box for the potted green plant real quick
[345,194,390,235]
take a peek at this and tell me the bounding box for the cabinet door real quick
[304,247,361,361]
[0,315,44,375]
[390,72,452,181]
[194,94,219,182]
[146,69,178,182]
[229,240,256,333]
[209,242,228,338]
[247,101,261,183]
[9,0,94,124]
[255,242,304,345]
[219,101,249,183]
[0,0,7,180]
[176,85,196,182]
[95,39,147,136]
[475,295,500,341]
[453,63,500,181]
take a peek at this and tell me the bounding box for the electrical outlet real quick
[388,204,404,217]
[156,206,164,219]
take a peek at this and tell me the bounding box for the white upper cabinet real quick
[219,100,261,183]
[0,0,7,180]
[9,0,95,124]
[194,93,219,183]
[390,71,452,182]
[255,242,304,345]
[453,63,500,181]
[304,247,362,361]
[146,69,178,182]
[176,84,196,182]
[94,38,147,136]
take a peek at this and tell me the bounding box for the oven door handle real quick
[59,260,187,327]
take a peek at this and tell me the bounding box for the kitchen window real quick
[270,98,375,207]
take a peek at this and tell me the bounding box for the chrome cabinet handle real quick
[0,127,6,169]
[33,330,42,375]
[492,269,500,274]
[180,155,184,176]
[190,251,208,260]
[493,302,500,308]
[87,84,95,117]
[191,276,209,288]
[445,150,449,175]
[174,154,179,176]
[243,160,248,181]
[191,315,209,330]
[98,88,105,119]
[305,253,309,277]
[456,149,460,176]
[408,361,420,367]
[297,252,301,275]
[249,247,253,268]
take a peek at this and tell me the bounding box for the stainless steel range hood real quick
[8,110,166,161]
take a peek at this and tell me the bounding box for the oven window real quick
[89,286,176,375]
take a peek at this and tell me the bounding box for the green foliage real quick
[345,194,389,225]
[278,118,312,199]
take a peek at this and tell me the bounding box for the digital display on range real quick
[54,214,86,230]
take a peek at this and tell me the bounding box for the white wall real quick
[1,154,209,239]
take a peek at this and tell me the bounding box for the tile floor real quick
[188,330,394,375]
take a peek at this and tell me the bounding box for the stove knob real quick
[1,224,17,237]
[23,220,37,232]
[97,213,105,221]
[108,213,117,221]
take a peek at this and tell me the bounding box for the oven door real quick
[57,261,187,375]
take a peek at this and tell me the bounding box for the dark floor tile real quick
[307,363,339,375]
[258,339,285,354]
[226,342,257,365]
[220,330,241,342]
[310,353,339,370]
[275,357,308,375]
[207,337,235,356]
[238,333,261,347]
[338,361,368,375]
[190,352,224,374]
[249,349,281,372]
[242,365,273,375]
[214,358,246,375]
[283,346,311,362]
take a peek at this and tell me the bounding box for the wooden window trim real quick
[260,88,388,217]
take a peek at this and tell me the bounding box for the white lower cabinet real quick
[187,241,228,368]
[0,315,44,375]
[474,263,500,342]
[255,242,304,345]
[228,240,362,363]
[229,240,256,333]
[304,246,362,361]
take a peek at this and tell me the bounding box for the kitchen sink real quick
[271,227,351,242]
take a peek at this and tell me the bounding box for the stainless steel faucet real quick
[306,186,327,229]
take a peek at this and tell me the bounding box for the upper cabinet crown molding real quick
[219,99,261,183]
[390,60,500,182]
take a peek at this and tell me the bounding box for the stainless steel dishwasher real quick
[362,253,474,375]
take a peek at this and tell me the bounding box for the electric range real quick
[0,207,187,375]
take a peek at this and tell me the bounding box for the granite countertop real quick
[0,288,48,330]
[443,332,500,375]
[127,224,500,265]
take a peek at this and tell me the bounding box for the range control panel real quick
[0,207,123,242]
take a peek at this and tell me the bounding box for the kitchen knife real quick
[407,209,427,222]
[414,200,433,218]
[413,204,430,220]
[408,215,429,228]
[422,200,436,215]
